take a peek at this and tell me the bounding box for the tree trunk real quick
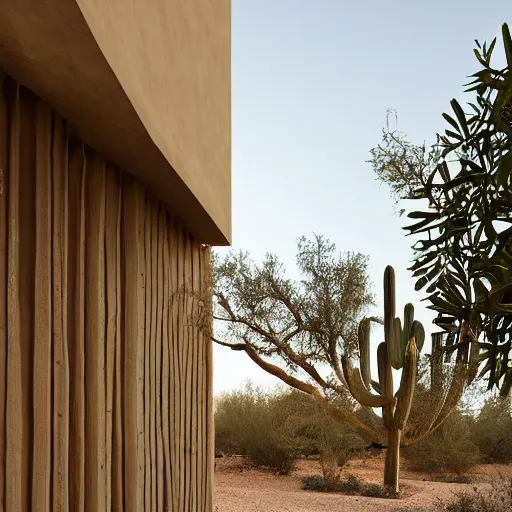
[384,428,401,495]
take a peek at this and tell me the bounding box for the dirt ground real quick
[214,454,512,512]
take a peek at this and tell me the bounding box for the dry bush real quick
[214,382,299,474]
[302,473,393,498]
[436,478,512,511]
[471,397,512,464]
[215,383,366,478]
[403,409,480,474]
[320,450,342,489]
[278,389,366,486]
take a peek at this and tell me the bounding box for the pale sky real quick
[213,1,510,395]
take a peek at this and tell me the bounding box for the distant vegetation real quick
[215,382,512,482]
[215,381,365,478]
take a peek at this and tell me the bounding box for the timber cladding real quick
[0,77,214,511]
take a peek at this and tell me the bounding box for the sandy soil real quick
[214,454,512,512]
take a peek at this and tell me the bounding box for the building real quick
[0,1,230,510]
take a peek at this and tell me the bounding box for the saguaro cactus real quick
[342,265,473,494]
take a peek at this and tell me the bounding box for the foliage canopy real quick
[369,23,512,395]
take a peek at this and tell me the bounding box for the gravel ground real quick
[214,455,512,512]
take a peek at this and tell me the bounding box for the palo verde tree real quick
[212,235,382,440]
[369,23,512,395]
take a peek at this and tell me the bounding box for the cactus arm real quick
[341,356,395,408]
[401,304,415,362]
[358,318,372,388]
[371,379,382,394]
[388,317,403,370]
[384,266,396,346]
[377,342,395,429]
[411,320,425,353]
[393,338,418,430]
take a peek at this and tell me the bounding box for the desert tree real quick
[211,234,384,440]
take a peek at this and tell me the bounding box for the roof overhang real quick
[0,0,231,245]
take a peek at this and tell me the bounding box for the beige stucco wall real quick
[0,76,214,512]
[0,0,231,245]
[76,0,231,244]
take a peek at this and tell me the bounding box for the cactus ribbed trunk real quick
[345,266,468,496]
[384,428,401,494]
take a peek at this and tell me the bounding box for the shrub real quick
[278,389,365,486]
[215,383,365,477]
[214,382,299,474]
[403,409,480,474]
[436,478,512,512]
[362,482,389,498]
[342,473,363,493]
[302,475,325,491]
[302,473,392,498]
[431,474,473,484]
[319,450,342,489]
[471,397,512,464]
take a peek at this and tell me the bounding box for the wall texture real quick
[0,76,214,511]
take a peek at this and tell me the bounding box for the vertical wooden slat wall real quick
[0,77,214,512]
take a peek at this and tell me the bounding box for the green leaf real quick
[484,222,498,243]
[445,129,464,141]
[439,162,450,182]
[404,217,436,233]
[439,276,466,306]
[486,37,497,64]
[460,159,483,173]
[477,84,487,96]
[426,281,438,294]
[408,220,447,235]
[426,265,441,282]
[408,252,438,271]
[497,150,512,189]
[428,294,460,315]
[415,276,429,291]
[450,259,467,284]
[472,278,488,303]
[442,112,461,133]
[407,211,439,220]
[473,222,485,246]
[420,234,448,249]
[473,48,488,68]
[450,99,470,139]
[503,23,512,68]
[442,172,486,191]
[468,103,481,114]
